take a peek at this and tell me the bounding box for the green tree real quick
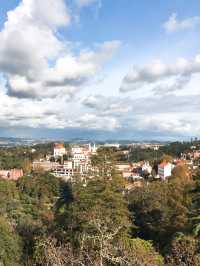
[91,147,118,179]
[0,179,22,221]
[0,217,22,266]
[128,180,191,248]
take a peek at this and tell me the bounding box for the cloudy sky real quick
[0,0,200,140]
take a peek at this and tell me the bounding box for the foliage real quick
[0,217,22,266]
[166,234,200,266]
[129,141,193,162]
[128,179,192,248]
[0,144,200,265]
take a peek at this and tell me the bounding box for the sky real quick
[0,0,200,140]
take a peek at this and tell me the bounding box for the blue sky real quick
[0,0,200,140]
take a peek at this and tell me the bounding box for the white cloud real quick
[1,0,200,139]
[0,0,120,99]
[83,94,131,116]
[81,91,200,137]
[120,55,200,92]
[75,113,120,130]
[0,0,122,132]
[0,86,122,130]
[163,13,200,33]
[134,113,200,136]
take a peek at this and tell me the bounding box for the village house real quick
[158,162,174,180]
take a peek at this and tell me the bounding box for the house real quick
[158,162,173,180]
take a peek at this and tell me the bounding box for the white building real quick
[64,160,73,169]
[54,143,66,157]
[158,162,173,180]
[71,147,84,154]
[141,161,152,174]
[53,166,74,181]
[73,153,87,160]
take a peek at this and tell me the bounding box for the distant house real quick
[0,169,23,181]
[158,162,173,180]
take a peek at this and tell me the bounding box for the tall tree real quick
[0,217,22,266]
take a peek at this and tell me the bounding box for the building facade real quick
[54,143,66,157]
[158,162,173,180]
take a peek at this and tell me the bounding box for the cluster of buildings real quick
[33,143,97,181]
[116,161,152,181]
[116,161,176,181]
[1,140,200,185]
[32,142,178,183]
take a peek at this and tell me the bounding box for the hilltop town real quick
[1,140,200,188]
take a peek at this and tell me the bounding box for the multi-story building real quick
[70,144,96,174]
[53,165,74,181]
[158,162,173,180]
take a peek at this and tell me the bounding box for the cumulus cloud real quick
[120,55,200,92]
[75,113,120,130]
[0,0,120,99]
[0,89,68,128]
[163,13,200,33]
[1,0,200,139]
[83,94,131,116]
[81,91,200,136]
[0,87,122,131]
[133,113,200,136]
[0,0,122,132]
[152,76,191,96]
